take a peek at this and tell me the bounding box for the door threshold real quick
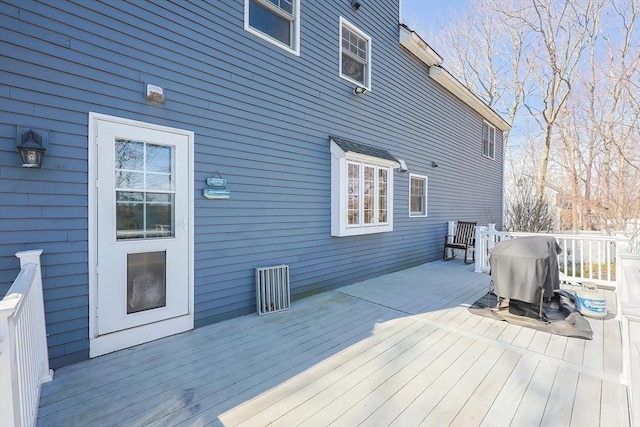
[90,314,193,358]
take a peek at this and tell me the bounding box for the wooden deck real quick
[37,261,631,426]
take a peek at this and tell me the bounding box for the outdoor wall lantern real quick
[353,86,368,95]
[431,161,439,168]
[17,130,46,168]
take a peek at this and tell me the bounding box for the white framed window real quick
[331,139,397,236]
[339,17,371,90]
[409,174,428,217]
[482,121,495,159]
[346,161,390,227]
[245,0,300,56]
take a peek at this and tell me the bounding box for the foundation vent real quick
[256,264,290,315]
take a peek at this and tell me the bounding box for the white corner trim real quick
[429,66,511,132]
[399,25,443,67]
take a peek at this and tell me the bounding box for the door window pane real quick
[115,140,143,170]
[116,171,144,189]
[115,139,175,240]
[146,173,172,191]
[146,144,172,173]
[127,251,166,314]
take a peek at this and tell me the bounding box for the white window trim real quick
[482,121,496,160]
[331,141,396,236]
[409,173,428,217]
[244,0,301,56]
[339,17,372,91]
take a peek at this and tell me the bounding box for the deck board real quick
[480,354,539,426]
[510,360,558,427]
[37,260,630,427]
[540,367,579,427]
[571,373,603,426]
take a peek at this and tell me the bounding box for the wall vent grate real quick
[256,264,290,315]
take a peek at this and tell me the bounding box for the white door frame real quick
[88,112,194,358]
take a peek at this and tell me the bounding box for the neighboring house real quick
[0,0,510,368]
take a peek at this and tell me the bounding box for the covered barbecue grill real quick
[489,236,562,304]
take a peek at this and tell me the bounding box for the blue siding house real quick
[0,0,510,368]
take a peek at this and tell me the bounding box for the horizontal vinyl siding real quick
[0,0,504,367]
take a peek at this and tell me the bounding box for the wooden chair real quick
[443,221,477,264]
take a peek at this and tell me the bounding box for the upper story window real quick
[245,0,300,56]
[409,174,428,217]
[339,17,371,90]
[482,121,495,159]
[330,137,398,237]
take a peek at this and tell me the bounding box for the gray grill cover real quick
[489,236,561,303]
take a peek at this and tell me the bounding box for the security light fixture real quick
[431,161,438,168]
[145,84,165,103]
[353,86,368,95]
[351,0,362,11]
[17,130,46,168]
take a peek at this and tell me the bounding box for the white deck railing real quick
[0,250,52,427]
[473,224,629,288]
[618,253,640,427]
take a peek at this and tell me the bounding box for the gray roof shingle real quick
[330,136,398,163]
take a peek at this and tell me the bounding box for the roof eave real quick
[399,24,443,68]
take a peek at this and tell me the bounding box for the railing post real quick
[446,221,456,259]
[615,233,632,290]
[487,223,497,252]
[15,250,52,384]
[618,253,640,427]
[474,225,487,273]
[0,291,20,427]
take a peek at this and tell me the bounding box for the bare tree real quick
[519,0,601,205]
[415,0,530,147]
[408,0,640,233]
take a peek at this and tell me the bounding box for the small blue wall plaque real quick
[203,188,230,199]
[206,177,227,187]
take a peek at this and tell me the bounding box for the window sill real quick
[332,224,393,237]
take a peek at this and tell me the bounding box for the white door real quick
[89,114,193,357]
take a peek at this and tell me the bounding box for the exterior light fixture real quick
[145,84,165,103]
[351,0,362,11]
[431,161,438,168]
[17,130,46,168]
[353,86,368,95]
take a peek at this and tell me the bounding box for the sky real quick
[400,0,468,33]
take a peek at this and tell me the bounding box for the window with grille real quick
[331,139,396,237]
[409,174,427,217]
[482,121,496,159]
[340,17,371,89]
